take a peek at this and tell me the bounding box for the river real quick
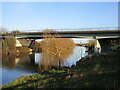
[1,46,87,85]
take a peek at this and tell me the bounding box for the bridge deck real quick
[1,30,120,39]
[2,30,120,35]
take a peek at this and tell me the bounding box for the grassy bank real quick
[2,51,120,89]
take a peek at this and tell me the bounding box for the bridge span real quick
[1,30,120,39]
[1,27,120,52]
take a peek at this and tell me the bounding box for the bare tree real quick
[39,30,75,70]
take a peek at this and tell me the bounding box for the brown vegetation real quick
[39,30,75,70]
[2,37,16,54]
[17,47,30,53]
[2,37,31,54]
[34,42,42,53]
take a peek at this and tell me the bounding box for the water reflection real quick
[2,47,87,70]
[2,53,37,85]
[2,53,36,70]
[2,54,16,69]
[63,46,87,67]
[1,46,87,85]
[35,46,87,68]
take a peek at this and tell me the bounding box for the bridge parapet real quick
[0,27,120,39]
[16,27,119,32]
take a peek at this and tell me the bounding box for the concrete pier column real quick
[93,36,101,53]
[29,54,35,64]
[94,39,101,53]
[98,39,111,52]
[29,39,36,49]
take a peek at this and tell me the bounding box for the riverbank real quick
[2,51,120,89]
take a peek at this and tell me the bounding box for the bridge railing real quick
[20,27,119,32]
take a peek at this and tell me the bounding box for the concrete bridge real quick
[1,27,120,52]
[2,30,120,39]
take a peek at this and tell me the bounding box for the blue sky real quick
[2,2,118,31]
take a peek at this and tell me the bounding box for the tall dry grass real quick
[38,30,75,70]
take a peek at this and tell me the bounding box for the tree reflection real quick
[2,53,35,70]
[2,54,16,69]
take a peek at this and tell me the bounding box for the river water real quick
[1,46,87,85]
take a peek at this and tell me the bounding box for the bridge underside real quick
[17,36,119,40]
[98,38,120,52]
[24,37,120,53]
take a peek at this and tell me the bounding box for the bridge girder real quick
[1,30,120,39]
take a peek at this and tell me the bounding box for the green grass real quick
[2,51,120,89]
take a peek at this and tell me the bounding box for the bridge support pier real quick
[98,39,111,52]
[29,54,35,64]
[28,39,36,49]
[93,36,101,53]
[94,39,101,53]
